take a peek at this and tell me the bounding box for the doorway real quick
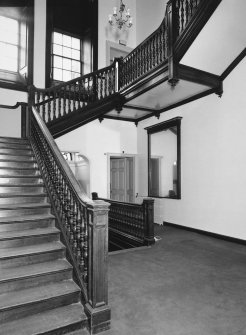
[110,157,134,203]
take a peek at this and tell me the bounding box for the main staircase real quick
[0,136,88,335]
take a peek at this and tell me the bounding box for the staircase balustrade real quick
[30,61,118,125]
[176,0,202,36]
[30,107,111,333]
[92,193,155,246]
[27,0,206,129]
[119,13,168,89]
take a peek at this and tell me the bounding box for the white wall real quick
[56,119,137,198]
[0,89,27,138]
[136,0,166,44]
[137,57,246,240]
[98,0,137,68]
[33,0,46,87]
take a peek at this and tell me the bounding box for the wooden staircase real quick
[0,136,88,335]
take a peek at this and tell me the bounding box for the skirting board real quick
[163,221,246,246]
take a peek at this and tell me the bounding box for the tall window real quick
[52,31,81,82]
[0,15,19,72]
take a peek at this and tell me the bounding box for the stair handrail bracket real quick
[29,106,111,334]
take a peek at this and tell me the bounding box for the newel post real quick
[143,198,155,246]
[167,0,179,87]
[20,103,29,139]
[85,200,111,334]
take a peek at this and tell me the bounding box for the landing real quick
[104,225,246,335]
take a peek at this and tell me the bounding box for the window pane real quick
[72,60,80,73]
[63,35,71,47]
[63,58,71,71]
[0,56,17,72]
[63,70,72,81]
[63,46,71,58]
[71,72,80,79]
[53,55,62,69]
[0,16,18,44]
[53,68,62,81]
[53,32,62,45]
[72,37,80,50]
[53,44,62,56]
[72,49,80,60]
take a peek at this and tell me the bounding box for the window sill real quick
[0,70,28,92]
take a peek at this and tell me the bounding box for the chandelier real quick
[108,0,133,30]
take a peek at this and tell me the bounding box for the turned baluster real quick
[63,88,66,115]
[46,93,51,123]
[82,208,88,283]
[36,91,40,114]
[53,90,57,120]
[72,83,76,111]
[78,80,82,107]
[58,90,62,118]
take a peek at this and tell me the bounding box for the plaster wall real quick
[98,0,137,68]
[137,57,246,239]
[0,89,27,137]
[136,0,166,44]
[33,0,46,87]
[56,119,137,198]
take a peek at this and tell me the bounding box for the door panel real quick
[110,157,134,202]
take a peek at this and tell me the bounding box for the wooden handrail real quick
[0,102,27,109]
[30,107,111,333]
[32,107,93,205]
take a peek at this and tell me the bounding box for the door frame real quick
[106,153,136,202]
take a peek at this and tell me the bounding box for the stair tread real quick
[0,227,59,241]
[0,303,87,335]
[0,183,43,187]
[0,192,46,198]
[0,213,54,223]
[0,202,50,209]
[0,241,65,260]
[0,279,80,310]
[0,259,72,282]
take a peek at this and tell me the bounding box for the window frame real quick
[0,2,34,92]
[51,29,83,83]
[146,117,182,199]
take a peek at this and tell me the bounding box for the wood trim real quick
[164,222,246,246]
[221,48,246,81]
[178,64,221,88]
[146,117,182,199]
[124,104,155,113]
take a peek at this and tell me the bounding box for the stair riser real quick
[0,177,42,185]
[0,186,44,193]
[0,248,65,269]
[0,148,32,155]
[43,321,88,335]
[0,291,80,323]
[0,155,34,161]
[0,269,72,294]
[0,218,55,232]
[0,232,59,249]
[0,161,36,169]
[0,168,39,177]
[0,138,29,145]
[0,206,51,217]
[0,195,47,205]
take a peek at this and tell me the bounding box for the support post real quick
[85,200,111,334]
[21,103,30,139]
[143,198,155,245]
[167,0,179,87]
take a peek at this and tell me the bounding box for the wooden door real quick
[110,157,134,202]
